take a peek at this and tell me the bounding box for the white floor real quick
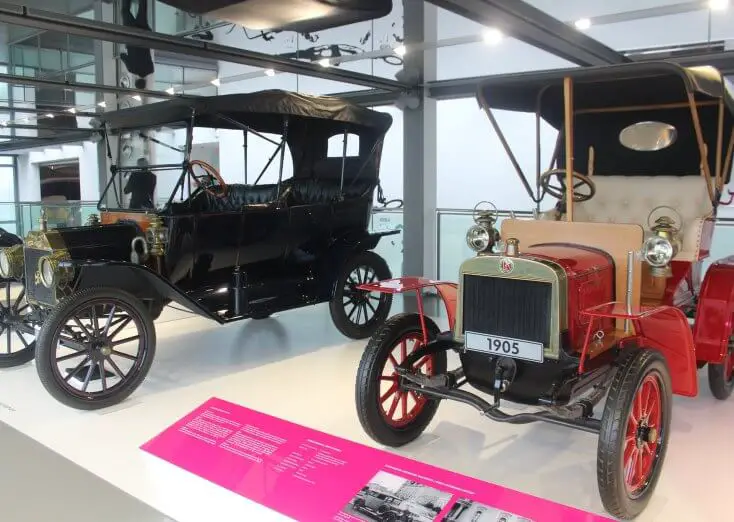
[1,300,733,522]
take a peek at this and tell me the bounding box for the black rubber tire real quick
[597,349,672,520]
[330,250,392,340]
[356,313,446,447]
[707,333,734,400]
[35,287,156,410]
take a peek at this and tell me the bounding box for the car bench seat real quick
[173,183,278,213]
[573,175,714,261]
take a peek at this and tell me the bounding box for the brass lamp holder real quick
[472,200,501,253]
[646,206,683,279]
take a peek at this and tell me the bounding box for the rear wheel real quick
[707,328,734,400]
[330,251,392,339]
[355,313,446,447]
[597,350,671,520]
[35,287,156,410]
[0,281,39,368]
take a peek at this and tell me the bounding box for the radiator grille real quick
[24,248,54,305]
[462,274,552,345]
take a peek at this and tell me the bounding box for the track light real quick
[264,69,276,77]
[165,87,175,95]
[98,101,106,108]
[394,45,407,57]
[318,58,331,67]
[132,95,142,101]
[710,0,729,10]
[67,108,76,114]
[210,78,221,87]
[45,113,54,118]
[482,28,503,45]
[574,18,592,30]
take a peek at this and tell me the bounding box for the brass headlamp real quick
[145,215,168,256]
[643,207,682,278]
[466,201,500,254]
[0,244,24,278]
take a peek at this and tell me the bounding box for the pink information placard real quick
[141,397,614,522]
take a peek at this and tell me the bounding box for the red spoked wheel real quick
[623,374,662,494]
[356,313,447,447]
[598,350,672,520]
[707,328,734,400]
[379,331,434,428]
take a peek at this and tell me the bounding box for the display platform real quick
[0,302,731,521]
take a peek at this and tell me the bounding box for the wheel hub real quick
[637,423,658,445]
[88,338,112,360]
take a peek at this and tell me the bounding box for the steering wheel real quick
[539,168,596,203]
[187,159,228,198]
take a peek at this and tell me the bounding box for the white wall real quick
[16,144,98,202]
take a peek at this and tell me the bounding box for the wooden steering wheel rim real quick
[539,168,596,202]
[189,159,228,198]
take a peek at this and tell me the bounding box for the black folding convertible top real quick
[476,62,734,182]
[476,61,734,128]
[101,89,393,135]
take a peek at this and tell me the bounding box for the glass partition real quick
[370,209,403,279]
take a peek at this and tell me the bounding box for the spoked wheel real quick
[35,287,156,410]
[356,313,447,447]
[0,281,40,368]
[330,251,392,339]
[707,326,734,400]
[597,350,672,520]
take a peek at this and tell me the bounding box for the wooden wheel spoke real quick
[72,316,93,338]
[346,303,357,320]
[64,356,91,382]
[105,356,126,379]
[58,336,88,353]
[110,349,137,361]
[56,351,87,363]
[401,392,408,418]
[110,335,140,347]
[14,329,29,348]
[12,287,24,312]
[380,383,398,403]
[388,353,399,368]
[107,316,133,340]
[81,362,95,392]
[102,305,117,337]
[98,361,107,392]
[387,393,401,419]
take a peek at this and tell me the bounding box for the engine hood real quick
[25,223,140,263]
[519,243,613,278]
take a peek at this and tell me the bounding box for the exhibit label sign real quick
[141,397,613,522]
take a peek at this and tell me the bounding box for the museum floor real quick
[0,299,731,522]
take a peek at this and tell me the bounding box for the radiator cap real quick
[504,238,519,257]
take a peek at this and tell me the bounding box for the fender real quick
[70,260,222,322]
[332,228,400,253]
[693,255,734,364]
[580,302,697,397]
[357,277,458,339]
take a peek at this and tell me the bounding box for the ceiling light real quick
[132,95,142,101]
[45,113,54,118]
[264,68,276,77]
[165,87,175,95]
[482,28,503,45]
[67,108,77,114]
[574,18,592,30]
[97,101,106,108]
[394,44,407,57]
[710,0,729,10]
[318,58,331,67]
[18,118,28,124]
[210,78,221,87]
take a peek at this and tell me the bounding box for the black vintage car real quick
[0,90,398,410]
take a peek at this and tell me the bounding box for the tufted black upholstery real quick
[280,178,373,205]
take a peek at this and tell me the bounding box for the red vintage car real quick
[354,62,734,519]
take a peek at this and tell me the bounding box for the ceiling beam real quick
[426,50,734,100]
[0,130,96,154]
[0,5,410,92]
[423,0,629,66]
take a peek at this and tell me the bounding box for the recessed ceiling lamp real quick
[394,44,407,57]
[710,0,729,10]
[67,107,77,114]
[264,68,276,77]
[574,18,592,30]
[98,101,106,108]
[165,87,175,95]
[45,113,54,118]
[210,78,221,87]
[482,28,503,45]
[318,58,331,67]
[132,95,142,101]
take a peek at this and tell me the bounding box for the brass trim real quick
[0,244,24,278]
[453,254,567,360]
[37,249,71,288]
[24,229,67,251]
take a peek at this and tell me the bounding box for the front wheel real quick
[35,287,156,410]
[597,349,672,520]
[355,313,446,447]
[330,251,392,339]
[707,327,734,400]
[0,281,40,368]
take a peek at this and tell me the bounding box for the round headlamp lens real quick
[40,257,55,288]
[466,225,491,252]
[0,250,10,278]
[643,236,674,267]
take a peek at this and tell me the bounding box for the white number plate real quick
[465,331,544,363]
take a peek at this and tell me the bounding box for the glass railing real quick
[16,201,100,236]
[370,208,404,279]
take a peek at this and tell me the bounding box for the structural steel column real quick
[94,0,118,196]
[401,0,438,281]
